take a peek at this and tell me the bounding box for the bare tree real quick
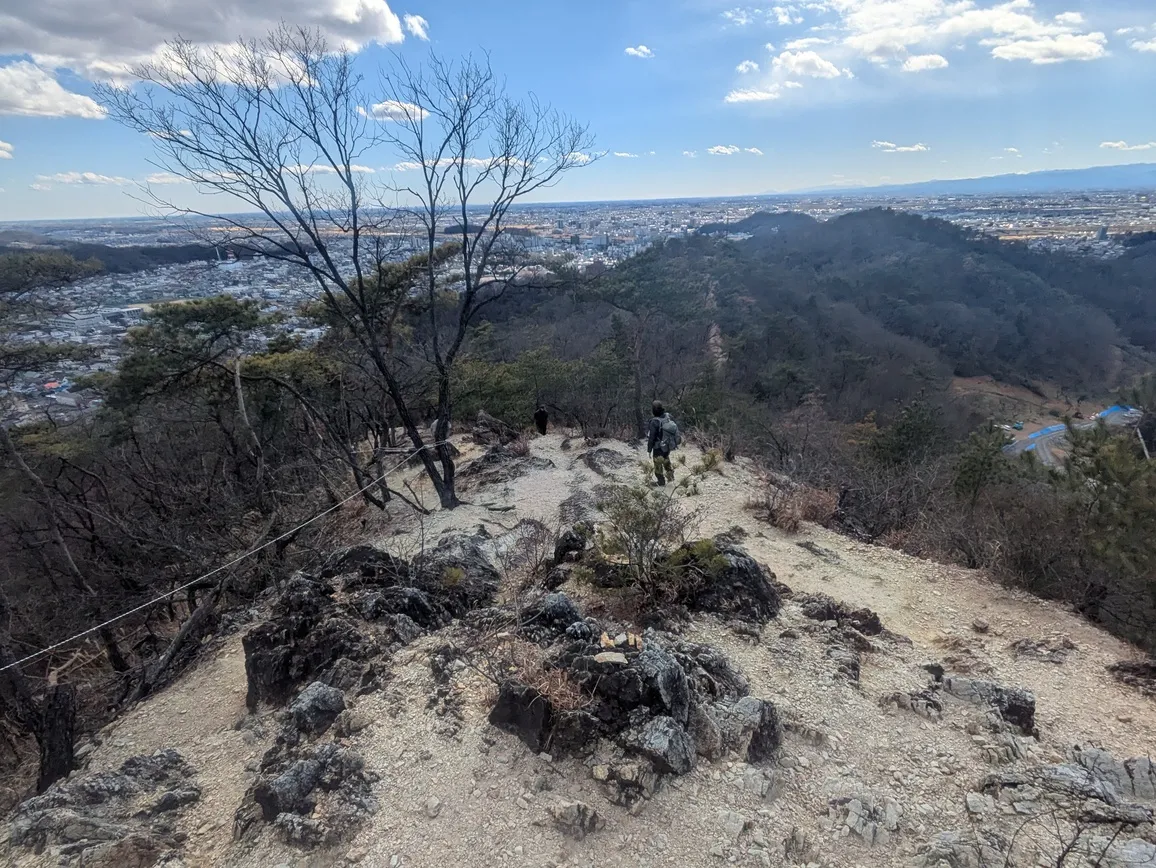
[98,29,594,508]
[377,54,595,504]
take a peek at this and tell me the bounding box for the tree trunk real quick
[433,372,460,509]
[128,600,217,704]
[36,684,76,793]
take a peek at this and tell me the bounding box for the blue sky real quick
[1,0,1155,220]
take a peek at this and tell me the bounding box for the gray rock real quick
[245,743,377,847]
[636,648,691,725]
[783,827,819,864]
[523,592,583,639]
[289,681,346,735]
[9,749,200,862]
[423,797,442,818]
[1073,746,1156,802]
[942,676,1036,736]
[548,801,605,840]
[739,767,782,801]
[553,529,589,565]
[1094,838,1156,868]
[908,831,994,868]
[718,809,749,843]
[689,702,725,760]
[623,716,696,775]
[964,793,989,815]
[726,696,782,762]
[593,761,660,808]
[593,651,628,665]
[881,690,943,722]
[831,794,902,847]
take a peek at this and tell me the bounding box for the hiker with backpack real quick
[646,401,681,486]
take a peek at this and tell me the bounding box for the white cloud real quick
[745,147,764,155]
[784,80,804,88]
[902,53,948,71]
[872,140,930,153]
[36,171,132,184]
[1100,141,1156,151]
[0,62,105,119]
[990,32,1107,64]
[402,14,429,40]
[1133,39,1156,53]
[4,0,405,86]
[765,42,777,52]
[683,150,697,158]
[736,60,761,73]
[287,163,375,174]
[358,100,429,121]
[784,37,833,50]
[144,171,189,184]
[772,50,844,78]
[723,6,803,27]
[708,145,742,155]
[822,0,1112,67]
[625,45,654,58]
[724,87,782,103]
[0,140,12,159]
[390,156,494,172]
[30,183,52,191]
[613,151,639,158]
[771,5,802,26]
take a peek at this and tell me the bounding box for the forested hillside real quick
[5,206,1156,817]
[0,242,259,274]
[465,208,1154,433]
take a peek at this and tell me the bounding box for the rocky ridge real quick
[3,433,1155,868]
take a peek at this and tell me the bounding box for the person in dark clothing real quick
[646,401,680,485]
[533,405,549,436]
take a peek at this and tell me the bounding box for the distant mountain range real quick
[784,162,1156,197]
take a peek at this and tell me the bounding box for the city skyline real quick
[2,0,1156,220]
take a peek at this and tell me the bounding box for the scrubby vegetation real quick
[6,197,1156,805]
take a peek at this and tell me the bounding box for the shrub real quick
[795,486,838,525]
[662,539,730,595]
[596,483,702,601]
[692,448,724,475]
[749,486,802,534]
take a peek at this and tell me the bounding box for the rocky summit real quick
[4,434,1155,868]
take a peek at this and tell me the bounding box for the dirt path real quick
[16,432,1152,868]
[380,433,1155,759]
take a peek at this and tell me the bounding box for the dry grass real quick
[507,436,531,458]
[795,486,838,525]
[496,637,591,711]
[748,486,801,534]
[691,448,725,476]
[748,483,837,534]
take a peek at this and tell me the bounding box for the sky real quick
[1,0,1155,220]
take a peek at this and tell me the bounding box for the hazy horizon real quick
[3,0,1156,220]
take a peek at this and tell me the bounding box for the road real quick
[1003,405,1143,466]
